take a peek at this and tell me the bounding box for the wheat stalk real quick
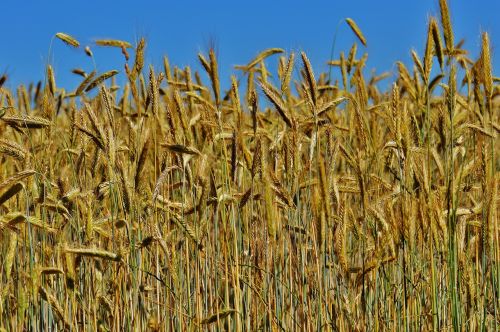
[345,18,367,47]
[55,32,80,48]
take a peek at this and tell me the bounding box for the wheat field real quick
[0,0,498,330]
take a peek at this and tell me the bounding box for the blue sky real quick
[1,0,498,93]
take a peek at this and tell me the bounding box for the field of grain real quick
[0,0,498,330]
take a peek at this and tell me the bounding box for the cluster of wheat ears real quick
[0,0,498,330]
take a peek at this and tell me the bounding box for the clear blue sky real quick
[1,0,498,93]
